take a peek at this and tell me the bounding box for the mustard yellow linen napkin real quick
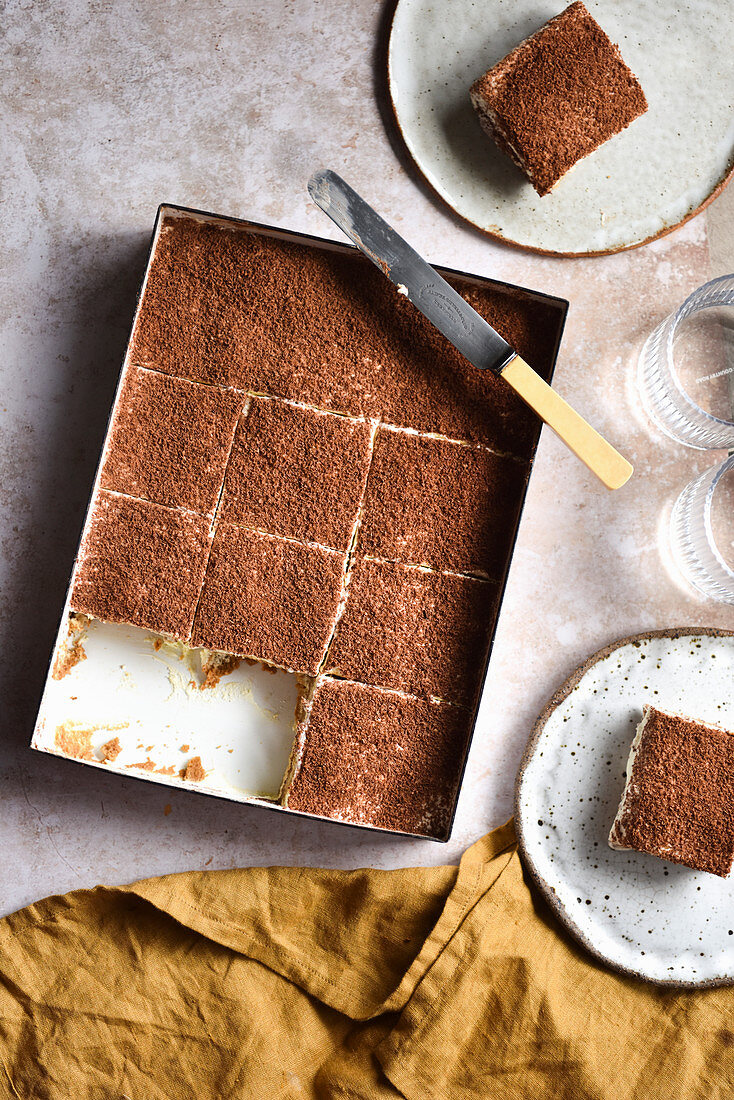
[0,822,731,1098]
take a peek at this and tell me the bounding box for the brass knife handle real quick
[501,356,633,491]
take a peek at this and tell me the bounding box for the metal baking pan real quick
[31,203,568,840]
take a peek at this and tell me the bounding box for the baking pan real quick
[31,203,568,839]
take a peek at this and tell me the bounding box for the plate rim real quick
[386,0,734,259]
[514,625,734,987]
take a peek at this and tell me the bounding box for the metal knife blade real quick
[307,169,633,490]
[307,169,515,376]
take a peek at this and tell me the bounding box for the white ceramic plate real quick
[515,628,734,986]
[388,0,734,255]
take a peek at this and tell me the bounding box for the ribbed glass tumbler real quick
[669,454,734,604]
[638,275,734,449]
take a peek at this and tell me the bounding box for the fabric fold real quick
[0,821,732,1099]
[124,860,458,1020]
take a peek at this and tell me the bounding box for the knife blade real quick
[308,169,633,491]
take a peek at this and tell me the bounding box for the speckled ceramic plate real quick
[515,628,734,986]
[388,0,734,256]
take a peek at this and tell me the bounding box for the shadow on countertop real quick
[1,230,149,755]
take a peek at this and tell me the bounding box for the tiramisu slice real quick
[324,557,498,707]
[284,677,469,837]
[220,396,374,551]
[609,705,734,877]
[71,491,212,639]
[469,1,648,196]
[356,427,527,577]
[100,366,245,515]
[190,524,347,676]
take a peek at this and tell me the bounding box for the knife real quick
[307,169,633,491]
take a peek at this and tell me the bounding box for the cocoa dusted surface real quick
[220,396,374,550]
[71,491,212,639]
[131,217,258,388]
[286,678,469,838]
[132,215,563,457]
[191,524,347,675]
[470,1,648,196]
[100,365,245,515]
[325,557,499,707]
[611,705,734,877]
[357,428,528,577]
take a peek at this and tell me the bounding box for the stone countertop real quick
[1,0,731,917]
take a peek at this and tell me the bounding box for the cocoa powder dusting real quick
[100,365,245,515]
[287,679,469,837]
[470,1,647,195]
[191,525,347,676]
[357,427,528,577]
[220,396,373,551]
[132,215,562,457]
[71,491,212,640]
[613,706,734,877]
[326,557,499,708]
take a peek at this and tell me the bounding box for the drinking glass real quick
[669,454,734,604]
[638,276,734,449]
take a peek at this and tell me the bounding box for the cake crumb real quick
[180,743,190,752]
[129,758,157,771]
[180,756,207,782]
[100,737,122,762]
[200,652,243,689]
[52,613,91,680]
[55,723,95,760]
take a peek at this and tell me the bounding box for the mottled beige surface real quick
[0,0,731,917]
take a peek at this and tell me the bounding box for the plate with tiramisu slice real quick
[388,0,734,255]
[515,628,734,987]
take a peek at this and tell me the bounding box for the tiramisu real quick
[356,427,527,577]
[63,211,565,837]
[190,524,347,676]
[71,491,211,638]
[284,678,469,837]
[470,2,648,196]
[131,215,561,456]
[609,705,734,877]
[220,397,374,550]
[325,557,499,707]
[101,366,245,515]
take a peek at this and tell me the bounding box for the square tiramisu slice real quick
[325,557,498,707]
[100,366,245,515]
[71,491,212,639]
[131,216,255,388]
[469,1,648,196]
[356,427,527,577]
[284,678,469,837]
[609,705,734,877]
[191,524,347,675]
[219,397,375,550]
